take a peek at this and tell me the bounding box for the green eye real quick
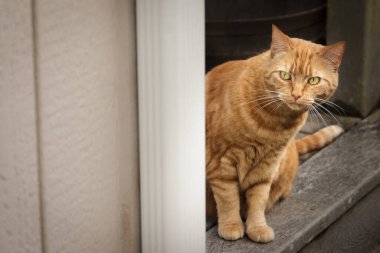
[308,76,321,85]
[280,71,291,80]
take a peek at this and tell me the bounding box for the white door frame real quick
[136,1,205,253]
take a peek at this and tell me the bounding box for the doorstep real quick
[207,110,380,253]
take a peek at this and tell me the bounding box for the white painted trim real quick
[136,1,205,253]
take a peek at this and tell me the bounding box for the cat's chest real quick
[236,109,306,145]
[233,125,296,150]
[222,141,285,188]
[230,139,286,170]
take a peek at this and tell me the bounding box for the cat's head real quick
[264,25,345,112]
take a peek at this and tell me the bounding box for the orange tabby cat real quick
[206,25,345,243]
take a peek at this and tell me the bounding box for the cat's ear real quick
[270,24,291,58]
[320,41,346,72]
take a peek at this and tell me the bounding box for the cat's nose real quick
[291,93,301,101]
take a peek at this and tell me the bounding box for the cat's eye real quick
[308,76,321,85]
[280,71,291,81]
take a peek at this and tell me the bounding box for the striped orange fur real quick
[206,25,345,243]
[296,125,344,155]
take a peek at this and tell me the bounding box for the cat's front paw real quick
[246,225,274,243]
[218,222,244,241]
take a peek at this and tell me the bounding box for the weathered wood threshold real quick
[207,110,380,253]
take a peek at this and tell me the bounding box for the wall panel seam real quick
[31,0,46,252]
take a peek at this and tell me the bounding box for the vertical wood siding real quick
[0,0,139,252]
[0,1,42,252]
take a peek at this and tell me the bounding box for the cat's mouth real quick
[277,94,314,111]
[284,100,311,110]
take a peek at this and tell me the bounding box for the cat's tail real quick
[295,125,344,155]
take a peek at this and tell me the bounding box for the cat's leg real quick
[266,141,299,212]
[206,182,217,218]
[210,179,244,240]
[266,179,291,213]
[245,181,274,243]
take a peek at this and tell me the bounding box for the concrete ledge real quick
[300,185,380,253]
[207,110,380,253]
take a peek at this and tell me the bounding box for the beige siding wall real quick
[0,1,42,252]
[0,0,139,252]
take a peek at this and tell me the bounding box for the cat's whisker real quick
[309,106,319,125]
[311,105,328,126]
[314,98,346,116]
[246,95,279,103]
[244,98,281,114]
[235,97,272,107]
[257,100,280,109]
[260,99,281,110]
[254,89,281,94]
[307,106,312,121]
[314,103,340,125]
[269,101,284,114]
[241,93,279,101]
[314,101,344,116]
[244,95,281,106]
[308,106,318,125]
[314,98,344,110]
[307,106,313,123]
[254,96,279,101]
[251,89,283,96]
[309,105,321,126]
[235,96,279,110]
[247,88,283,96]
[310,107,321,126]
[312,106,325,126]
[255,96,280,104]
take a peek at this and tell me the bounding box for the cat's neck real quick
[257,99,307,128]
[238,65,308,131]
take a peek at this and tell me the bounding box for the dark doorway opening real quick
[206,0,327,71]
